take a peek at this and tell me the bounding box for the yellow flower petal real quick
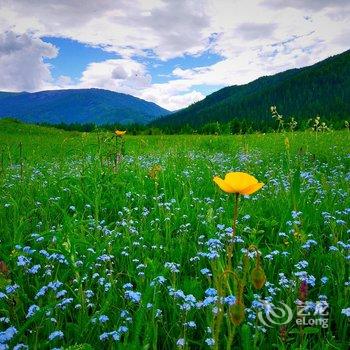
[115,130,126,136]
[240,182,264,195]
[214,172,264,195]
[213,176,236,193]
[224,172,258,193]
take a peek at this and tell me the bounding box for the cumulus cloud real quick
[0,0,117,29]
[55,75,73,88]
[79,59,152,93]
[235,23,277,40]
[118,0,210,59]
[0,31,57,91]
[262,0,350,11]
[111,66,128,80]
[0,0,211,60]
[76,58,204,110]
[142,89,204,111]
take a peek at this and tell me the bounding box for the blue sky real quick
[42,37,118,81]
[0,0,349,110]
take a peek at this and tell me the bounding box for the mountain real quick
[0,91,19,101]
[0,88,170,125]
[152,49,350,128]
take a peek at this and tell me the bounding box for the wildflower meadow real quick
[0,119,349,349]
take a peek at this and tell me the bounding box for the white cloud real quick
[235,23,277,41]
[75,58,204,110]
[79,59,152,93]
[0,31,57,91]
[0,0,211,60]
[118,0,210,59]
[142,89,204,111]
[262,0,350,11]
[55,75,73,88]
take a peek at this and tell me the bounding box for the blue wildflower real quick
[205,288,217,297]
[99,315,109,323]
[0,326,17,344]
[17,256,31,266]
[26,305,40,318]
[205,338,215,347]
[341,308,350,317]
[124,290,141,303]
[176,338,185,347]
[27,264,41,274]
[48,330,64,341]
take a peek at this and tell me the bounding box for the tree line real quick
[39,115,349,135]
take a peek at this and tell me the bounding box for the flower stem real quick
[232,193,239,238]
[227,193,239,270]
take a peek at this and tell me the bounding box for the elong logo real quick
[257,300,329,328]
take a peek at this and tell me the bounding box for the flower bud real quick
[229,301,245,326]
[251,265,266,289]
[299,280,308,301]
[0,261,9,275]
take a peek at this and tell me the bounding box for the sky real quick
[0,0,349,111]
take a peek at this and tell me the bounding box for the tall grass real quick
[0,120,349,349]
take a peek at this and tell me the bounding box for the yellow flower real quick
[213,172,264,195]
[115,130,126,137]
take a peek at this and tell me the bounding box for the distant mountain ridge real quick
[0,88,170,125]
[152,49,350,127]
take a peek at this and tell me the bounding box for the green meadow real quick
[0,118,349,349]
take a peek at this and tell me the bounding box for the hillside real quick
[0,88,170,125]
[152,49,350,127]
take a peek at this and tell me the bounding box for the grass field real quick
[0,119,349,349]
